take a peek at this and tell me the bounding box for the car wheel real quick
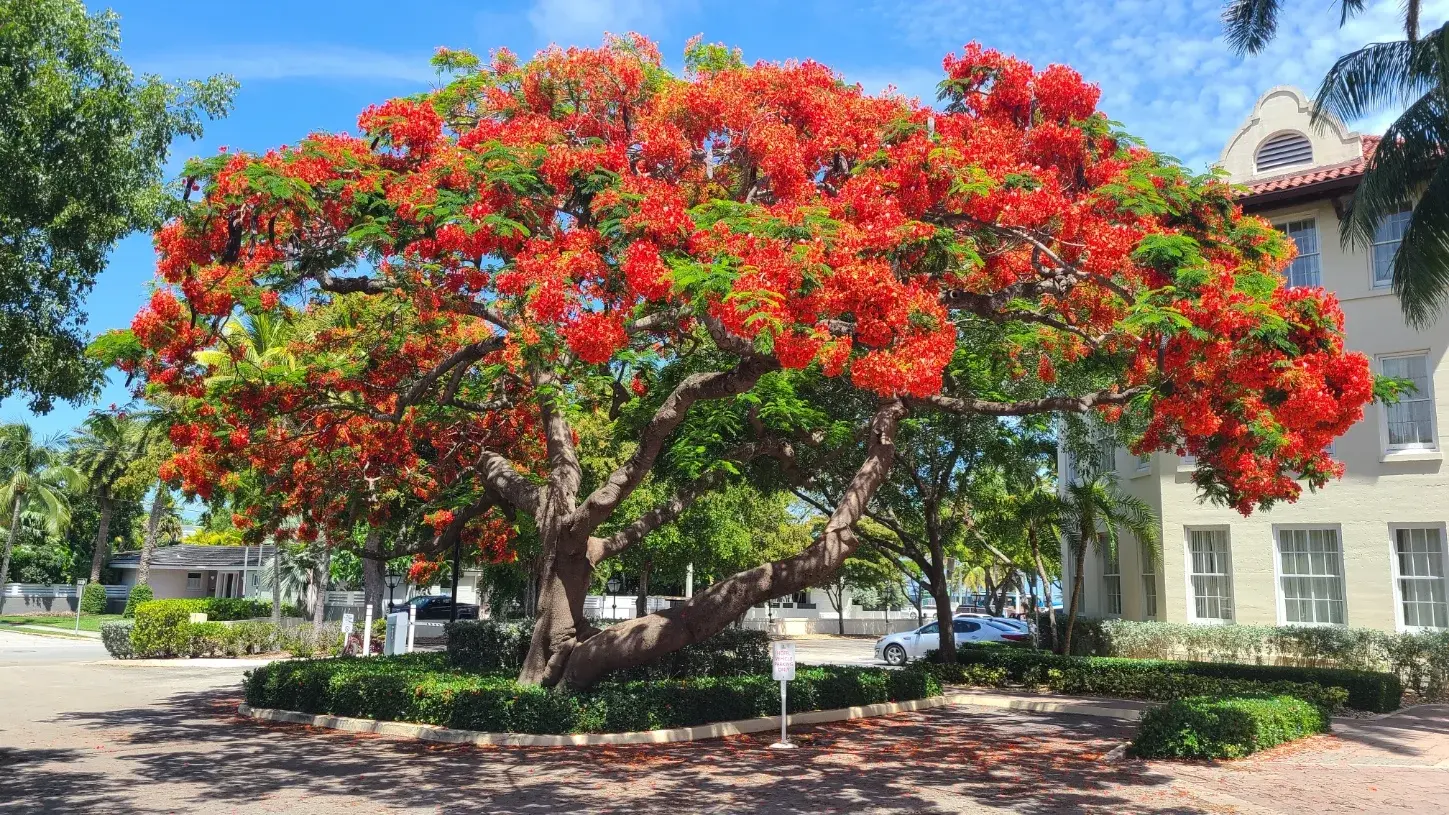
[883,643,908,666]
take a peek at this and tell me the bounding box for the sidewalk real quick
[944,686,1155,721]
[2,623,100,639]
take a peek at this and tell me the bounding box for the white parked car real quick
[956,613,1030,633]
[875,616,1028,665]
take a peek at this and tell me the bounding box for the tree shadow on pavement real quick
[0,747,141,815]
[47,690,1205,814]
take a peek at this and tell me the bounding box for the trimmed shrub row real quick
[243,654,941,735]
[924,646,1381,712]
[1130,694,1331,759]
[1095,620,1449,701]
[444,620,772,681]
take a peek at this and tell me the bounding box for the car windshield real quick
[981,619,1018,630]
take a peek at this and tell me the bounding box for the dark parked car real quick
[388,595,479,620]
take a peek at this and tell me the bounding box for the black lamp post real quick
[385,566,402,612]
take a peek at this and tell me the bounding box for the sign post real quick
[769,641,797,749]
[405,604,417,653]
[340,612,355,653]
[361,605,373,657]
[74,579,87,633]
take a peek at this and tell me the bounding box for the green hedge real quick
[130,599,292,658]
[1098,620,1449,701]
[131,599,203,657]
[925,647,1372,712]
[122,584,153,617]
[1130,694,1331,759]
[100,621,134,659]
[244,654,941,735]
[79,582,108,614]
[444,621,771,681]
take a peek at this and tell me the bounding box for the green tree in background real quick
[1223,0,1449,325]
[0,423,82,588]
[0,0,234,411]
[1059,473,1159,656]
[67,410,146,581]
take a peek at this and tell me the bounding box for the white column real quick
[685,563,694,598]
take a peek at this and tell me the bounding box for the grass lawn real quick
[0,613,123,632]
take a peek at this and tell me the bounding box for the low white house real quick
[109,544,273,599]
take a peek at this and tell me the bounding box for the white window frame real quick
[1369,210,1412,290]
[1141,563,1159,620]
[1378,351,1439,455]
[1184,527,1234,624]
[1272,525,1348,627]
[1388,523,1449,632]
[1276,217,1322,289]
[1102,549,1122,617]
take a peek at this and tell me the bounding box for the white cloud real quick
[526,0,680,47]
[864,0,1449,169]
[136,45,437,86]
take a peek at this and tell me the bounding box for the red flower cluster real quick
[122,34,1374,539]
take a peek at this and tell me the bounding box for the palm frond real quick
[1390,156,1449,326]
[1222,0,1284,56]
[1310,37,1436,125]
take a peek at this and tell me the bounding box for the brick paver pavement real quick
[3,654,1446,814]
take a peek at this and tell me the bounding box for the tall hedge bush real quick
[122,584,153,617]
[79,582,108,614]
[130,599,206,657]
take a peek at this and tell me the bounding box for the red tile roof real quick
[1241,136,1380,197]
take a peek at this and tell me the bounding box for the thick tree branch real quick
[912,386,1146,417]
[477,450,542,516]
[567,353,780,535]
[559,400,906,688]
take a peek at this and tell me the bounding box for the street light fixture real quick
[385,566,402,612]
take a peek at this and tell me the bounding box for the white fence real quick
[585,594,675,620]
[2,582,130,615]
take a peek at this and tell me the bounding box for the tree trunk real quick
[910,583,923,624]
[88,490,113,583]
[635,559,651,618]
[929,562,957,665]
[551,400,906,690]
[837,586,846,636]
[1028,526,1058,651]
[137,486,166,585]
[361,528,384,619]
[1062,537,1087,656]
[270,550,282,627]
[0,494,23,592]
[516,517,595,686]
[311,543,330,627]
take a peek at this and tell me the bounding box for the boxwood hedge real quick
[243,653,941,735]
[924,647,1380,712]
[1130,694,1330,759]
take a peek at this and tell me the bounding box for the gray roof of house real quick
[109,544,276,570]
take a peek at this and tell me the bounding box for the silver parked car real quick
[875,617,1027,665]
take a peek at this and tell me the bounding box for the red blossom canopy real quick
[107,36,1374,684]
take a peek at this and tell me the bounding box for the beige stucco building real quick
[1062,86,1449,634]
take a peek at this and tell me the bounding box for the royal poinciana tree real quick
[108,37,1376,688]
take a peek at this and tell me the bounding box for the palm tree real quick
[1224,1,1449,325]
[259,540,313,616]
[194,311,300,386]
[1012,480,1068,650]
[1059,473,1160,656]
[136,487,182,585]
[68,411,146,582]
[0,424,82,589]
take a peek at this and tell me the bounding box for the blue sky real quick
[7,0,1446,438]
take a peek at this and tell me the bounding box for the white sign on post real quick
[340,612,356,635]
[769,641,797,749]
[771,641,796,681]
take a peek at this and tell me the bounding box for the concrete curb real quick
[238,694,958,747]
[945,690,1148,721]
[101,657,283,668]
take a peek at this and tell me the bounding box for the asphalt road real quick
[0,630,110,666]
